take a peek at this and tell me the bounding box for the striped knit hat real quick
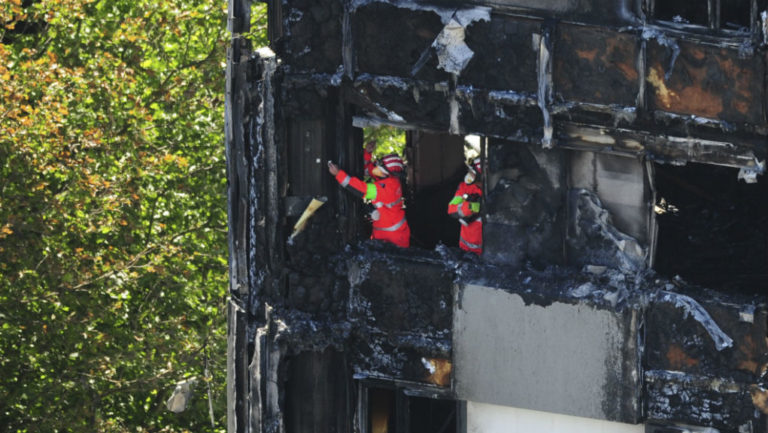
[378,153,405,175]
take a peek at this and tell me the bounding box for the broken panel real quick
[460,17,540,93]
[278,0,343,73]
[350,77,452,131]
[569,152,651,245]
[346,247,455,385]
[458,92,542,141]
[554,25,639,106]
[567,188,648,273]
[354,3,448,82]
[348,251,454,333]
[646,39,765,125]
[484,140,565,266]
[644,292,768,431]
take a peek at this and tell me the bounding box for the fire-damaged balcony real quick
[226,0,767,432]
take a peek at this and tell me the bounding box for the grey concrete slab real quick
[453,284,641,423]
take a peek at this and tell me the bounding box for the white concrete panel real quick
[466,401,645,433]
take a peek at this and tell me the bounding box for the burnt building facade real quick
[225,0,768,431]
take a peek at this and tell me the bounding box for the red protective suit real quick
[335,168,411,248]
[447,181,482,254]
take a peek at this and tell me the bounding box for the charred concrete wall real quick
[227,0,767,432]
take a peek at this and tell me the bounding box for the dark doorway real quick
[405,132,467,250]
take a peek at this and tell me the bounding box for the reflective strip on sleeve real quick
[460,237,482,250]
[373,197,403,209]
[449,196,464,205]
[385,197,403,208]
[373,216,406,232]
[340,175,351,187]
[375,197,403,208]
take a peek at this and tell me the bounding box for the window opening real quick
[356,127,482,252]
[369,387,396,433]
[654,0,709,26]
[651,0,763,33]
[653,162,767,295]
[406,132,476,250]
[364,385,459,433]
[720,0,753,30]
[409,395,458,433]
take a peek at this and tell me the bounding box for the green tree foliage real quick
[363,126,406,159]
[0,0,266,431]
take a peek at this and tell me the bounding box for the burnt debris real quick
[226,0,767,432]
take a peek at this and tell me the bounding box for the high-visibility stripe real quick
[449,196,464,205]
[460,237,481,250]
[386,197,403,208]
[374,216,406,232]
[340,175,351,187]
[365,183,377,200]
[373,197,403,208]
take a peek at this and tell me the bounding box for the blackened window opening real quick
[654,0,709,26]
[366,386,458,433]
[720,0,753,30]
[369,388,396,433]
[652,0,762,32]
[653,163,767,295]
[409,396,457,433]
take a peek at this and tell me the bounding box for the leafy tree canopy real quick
[0,0,265,431]
[363,125,406,159]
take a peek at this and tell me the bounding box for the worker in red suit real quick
[448,157,483,255]
[328,142,411,248]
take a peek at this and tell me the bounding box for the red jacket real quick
[447,181,482,254]
[335,169,410,248]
